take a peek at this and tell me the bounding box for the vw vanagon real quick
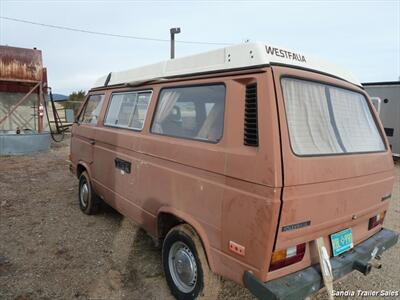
[69,43,398,300]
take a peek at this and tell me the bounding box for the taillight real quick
[368,211,386,230]
[269,243,306,271]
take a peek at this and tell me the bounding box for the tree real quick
[61,90,86,115]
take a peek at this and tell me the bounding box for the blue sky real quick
[1,0,399,94]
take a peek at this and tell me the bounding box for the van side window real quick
[104,91,152,130]
[151,85,225,143]
[79,94,105,125]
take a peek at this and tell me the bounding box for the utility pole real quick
[170,27,181,59]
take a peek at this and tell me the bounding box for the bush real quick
[61,90,86,115]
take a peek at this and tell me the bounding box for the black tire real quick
[162,224,220,300]
[78,171,100,215]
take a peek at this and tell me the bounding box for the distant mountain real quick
[51,93,68,102]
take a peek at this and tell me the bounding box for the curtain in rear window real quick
[282,78,385,156]
[329,87,385,153]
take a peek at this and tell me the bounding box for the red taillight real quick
[269,243,306,271]
[368,211,386,230]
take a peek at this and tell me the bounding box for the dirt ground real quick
[1,136,399,300]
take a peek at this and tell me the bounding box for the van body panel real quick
[157,206,218,269]
[275,170,393,250]
[221,185,281,282]
[70,92,108,168]
[70,69,284,286]
[139,72,282,283]
[272,66,393,186]
[69,62,397,295]
[71,122,97,165]
[267,66,395,281]
[266,171,393,281]
[92,126,143,206]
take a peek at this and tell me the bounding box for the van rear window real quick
[281,78,385,156]
[151,85,225,143]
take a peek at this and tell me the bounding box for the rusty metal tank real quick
[0,46,50,154]
[0,45,43,83]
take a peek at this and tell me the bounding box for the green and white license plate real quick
[330,228,354,257]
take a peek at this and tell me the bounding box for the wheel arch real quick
[157,207,216,272]
[76,161,92,179]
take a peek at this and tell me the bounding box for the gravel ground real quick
[0,136,399,300]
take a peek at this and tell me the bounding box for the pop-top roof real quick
[93,42,361,88]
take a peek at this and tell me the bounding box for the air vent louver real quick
[244,83,258,146]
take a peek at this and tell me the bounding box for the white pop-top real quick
[93,42,361,87]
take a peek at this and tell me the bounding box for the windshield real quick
[281,78,385,156]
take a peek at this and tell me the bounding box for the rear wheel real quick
[162,224,220,299]
[78,171,100,214]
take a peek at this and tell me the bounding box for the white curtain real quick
[282,78,385,155]
[104,94,124,126]
[87,96,104,125]
[196,101,224,141]
[152,91,180,133]
[282,79,342,155]
[330,87,385,152]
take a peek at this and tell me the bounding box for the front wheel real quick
[162,224,220,300]
[78,171,100,215]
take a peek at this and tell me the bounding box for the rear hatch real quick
[269,66,394,279]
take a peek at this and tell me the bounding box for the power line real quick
[0,16,232,46]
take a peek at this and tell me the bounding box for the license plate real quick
[330,228,353,256]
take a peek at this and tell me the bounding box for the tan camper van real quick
[69,43,398,299]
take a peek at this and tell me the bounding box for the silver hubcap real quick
[80,182,89,208]
[168,241,197,293]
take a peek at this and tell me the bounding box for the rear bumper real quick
[244,228,399,300]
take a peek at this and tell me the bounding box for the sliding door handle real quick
[115,158,131,174]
